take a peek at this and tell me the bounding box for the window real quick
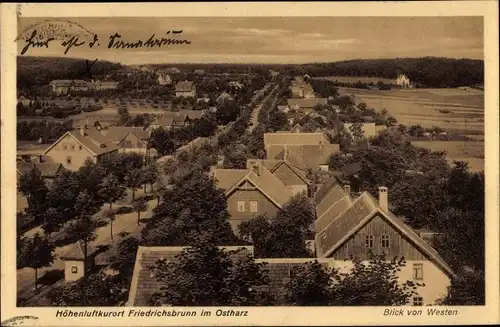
[250,201,258,213]
[79,145,83,150]
[381,234,391,248]
[288,268,296,278]
[413,263,424,280]
[71,266,78,274]
[365,235,374,248]
[66,156,72,165]
[412,296,423,306]
[125,140,133,148]
[63,144,68,150]
[71,145,75,150]
[237,201,245,212]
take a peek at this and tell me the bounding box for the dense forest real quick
[17,56,123,90]
[298,57,484,88]
[18,56,483,92]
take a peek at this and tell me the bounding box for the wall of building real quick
[227,188,280,220]
[45,134,97,170]
[332,259,451,306]
[64,260,85,281]
[331,215,426,260]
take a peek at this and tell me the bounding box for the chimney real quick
[344,184,351,195]
[378,186,388,212]
[251,163,261,177]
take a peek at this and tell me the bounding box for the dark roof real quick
[17,162,64,178]
[341,162,363,176]
[60,240,98,261]
[101,127,151,143]
[44,129,120,156]
[127,246,254,306]
[314,175,344,204]
[255,258,331,296]
[315,191,455,278]
[267,144,340,171]
[315,184,347,219]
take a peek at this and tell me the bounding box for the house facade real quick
[214,163,294,234]
[175,81,196,97]
[49,80,89,95]
[314,184,454,305]
[43,127,119,170]
[100,127,154,156]
[396,74,411,88]
[157,73,173,86]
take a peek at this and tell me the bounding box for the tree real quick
[140,163,158,194]
[149,241,271,306]
[239,194,315,258]
[102,209,116,241]
[46,170,82,225]
[330,256,418,305]
[437,269,485,305]
[349,122,364,140]
[125,168,144,201]
[98,173,125,210]
[132,198,148,226]
[277,261,333,305]
[48,273,126,306]
[117,106,130,125]
[18,233,56,291]
[63,215,98,267]
[18,167,49,218]
[109,236,140,280]
[141,169,236,246]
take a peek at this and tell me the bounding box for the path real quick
[248,83,281,133]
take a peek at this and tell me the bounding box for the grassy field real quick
[338,87,484,133]
[313,76,396,84]
[412,140,484,172]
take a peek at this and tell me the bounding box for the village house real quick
[157,72,173,86]
[127,246,254,306]
[264,132,340,171]
[43,126,120,170]
[228,80,244,91]
[314,183,455,306]
[216,91,234,105]
[60,240,108,282]
[269,70,280,79]
[100,126,156,157]
[88,80,120,91]
[175,81,196,98]
[396,73,411,88]
[49,80,89,95]
[214,162,294,234]
[246,159,310,196]
[287,98,328,113]
[16,161,65,212]
[146,110,205,131]
[193,69,205,75]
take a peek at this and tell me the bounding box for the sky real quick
[17,17,483,65]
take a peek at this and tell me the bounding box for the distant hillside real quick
[17,56,124,89]
[298,57,484,88]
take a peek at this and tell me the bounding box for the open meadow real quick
[412,140,484,172]
[338,87,484,134]
[313,76,396,85]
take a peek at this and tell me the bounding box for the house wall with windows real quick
[117,133,148,154]
[64,260,85,281]
[44,134,97,170]
[227,189,279,225]
[332,259,450,306]
[330,215,426,260]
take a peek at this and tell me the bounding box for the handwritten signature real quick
[20,29,191,55]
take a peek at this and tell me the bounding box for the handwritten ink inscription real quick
[20,29,191,55]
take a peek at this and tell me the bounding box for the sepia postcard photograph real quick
[1,2,499,326]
